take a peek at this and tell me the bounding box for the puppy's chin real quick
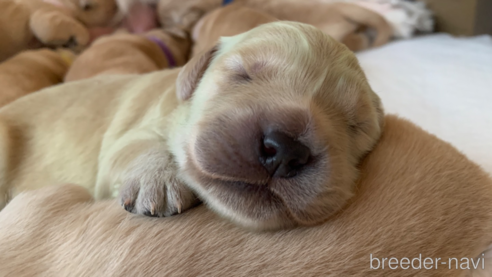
[182,158,295,230]
[182,149,352,231]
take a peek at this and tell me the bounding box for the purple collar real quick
[147,36,176,68]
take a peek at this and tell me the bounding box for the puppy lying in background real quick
[246,0,392,50]
[1,116,492,276]
[0,48,74,107]
[115,0,160,33]
[191,3,277,57]
[0,22,383,230]
[190,3,379,55]
[65,29,190,82]
[158,0,392,51]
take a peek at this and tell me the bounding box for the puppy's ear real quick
[350,90,385,160]
[176,45,218,101]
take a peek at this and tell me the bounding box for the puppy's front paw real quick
[119,149,197,217]
[30,10,90,51]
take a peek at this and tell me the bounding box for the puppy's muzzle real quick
[260,130,311,178]
[187,106,338,229]
[192,106,314,184]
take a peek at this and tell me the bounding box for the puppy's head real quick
[63,0,120,27]
[171,22,384,230]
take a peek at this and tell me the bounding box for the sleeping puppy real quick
[0,22,383,230]
[191,2,376,55]
[191,3,278,57]
[158,0,392,50]
[65,28,190,82]
[0,48,74,107]
[1,116,492,276]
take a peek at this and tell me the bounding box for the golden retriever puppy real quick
[65,29,190,82]
[158,0,392,50]
[1,116,492,276]
[0,48,74,107]
[191,3,278,57]
[0,22,383,230]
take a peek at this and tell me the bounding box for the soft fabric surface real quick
[357,34,492,174]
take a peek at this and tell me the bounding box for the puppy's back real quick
[65,34,165,82]
[0,49,71,107]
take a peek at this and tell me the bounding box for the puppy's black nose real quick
[260,131,311,178]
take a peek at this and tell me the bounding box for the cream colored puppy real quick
[1,116,492,276]
[0,22,383,230]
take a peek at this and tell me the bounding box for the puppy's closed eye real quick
[228,60,267,83]
[225,58,252,83]
[348,123,359,133]
[232,68,252,82]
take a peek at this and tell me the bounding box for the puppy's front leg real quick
[96,132,197,217]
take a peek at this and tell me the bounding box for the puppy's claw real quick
[150,203,156,216]
[119,149,197,218]
[143,210,159,217]
[123,199,133,212]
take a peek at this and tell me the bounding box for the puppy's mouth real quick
[184,144,334,230]
[183,158,295,229]
[212,178,280,207]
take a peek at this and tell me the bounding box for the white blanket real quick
[357,34,492,173]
